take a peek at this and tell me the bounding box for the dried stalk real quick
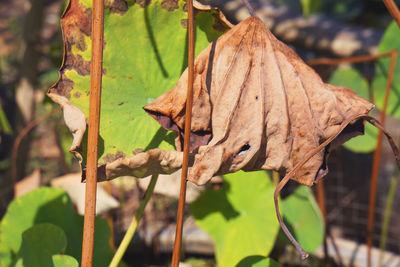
[170,0,195,265]
[382,0,400,28]
[308,50,398,267]
[274,114,400,259]
[367,50,397,267]
[316,180,328,266]
[105,182,115,250]
[81,0,104,265]
[109,174,159,267]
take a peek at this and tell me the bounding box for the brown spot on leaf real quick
[62,0,91,37]
[118,102,124,106]
[181,19,187,29]
[74,91,82,98]
[105,0,129,14]
[103,151,126,163]
[49,77,74,99]
[161,0,178,11]
[65,54,91,76]
[136,0,151,8]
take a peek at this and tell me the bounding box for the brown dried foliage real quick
[144,16,375,187]
[145,16,400,258]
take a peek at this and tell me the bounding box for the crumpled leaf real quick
[328,68,378,153]
[145,16,374,186]
[48,0,231,171]
[91,149,187,181]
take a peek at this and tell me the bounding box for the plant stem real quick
[307,50,398,267]
[382,0,400,28]
[109,174,159,267]
[316,180,329,266]
[378,171,398,267]
[81,0,104,265]
[171,0,195,265]
[367,50,397,267]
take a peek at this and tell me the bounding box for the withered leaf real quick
[144,16,375,187]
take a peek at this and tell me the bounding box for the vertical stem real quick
[171,0,195,266]
[109,174,159,267]
[378,172,398,267]
[106,182,115,250]
[81,0,104,265]
[316,180,329,267]
[367,50,397,267]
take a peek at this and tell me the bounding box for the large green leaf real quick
[372,21,400,118]
[15,223,68,267]
[328,68,377,153]
[190,171,280,267]
[281,186,324,253]
[49,0,230,166]
[0,187,113,267]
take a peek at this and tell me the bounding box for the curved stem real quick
[109,174,159,267]
[273,114,400,260]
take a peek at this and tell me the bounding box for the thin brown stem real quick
[308,50,398,266]
[81,0,104,265]
[274,113,400,260]
[307,51,393,66]
[316,180,329,266]
[11,109,58,197]
[106,182,115,250]
[367,50,397,267]
[171,0,195,266]
[382,0,400,28]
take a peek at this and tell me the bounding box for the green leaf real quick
[372,21,400,118]
[281,186,324,253]
[328,68,377,153]
[236,256,281,267]
[49,0,230,166]
[15,224,67,267]
[190,171,280,267]
[52,255,79,267]
[0,241,13,267]
[0,187,113,267]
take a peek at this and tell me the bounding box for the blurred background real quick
[0,0,400,266]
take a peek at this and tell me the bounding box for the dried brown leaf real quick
[85,149,189,182]
[145,16,374,187]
